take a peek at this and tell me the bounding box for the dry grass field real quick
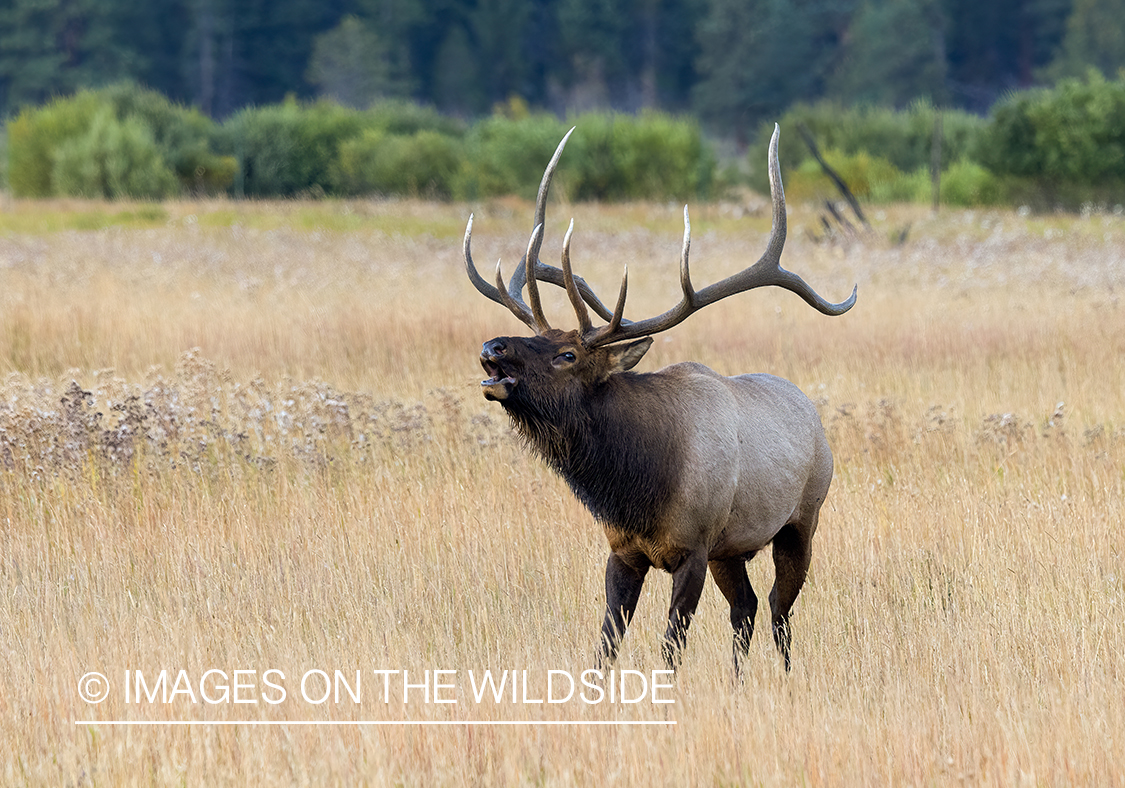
[1,194,1123,786]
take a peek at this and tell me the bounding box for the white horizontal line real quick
[76,720,675,727]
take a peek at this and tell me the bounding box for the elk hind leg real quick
[769,515,817,671]
[599,553,649,668]
[709,556,758,675]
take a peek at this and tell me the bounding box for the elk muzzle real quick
[480,339,516,401]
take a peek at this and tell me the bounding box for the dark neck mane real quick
[502,373,682,537]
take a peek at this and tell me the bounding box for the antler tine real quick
[608,266,628,334]
[680,205,694,308]
[526,262,620,323]
[524,224,550,332]
[463,215,491,296]
[562,219,592,334]
[493,259,540,332]
[464,213,545,332]
[583,124,856,348]
[464,214,508,306]
[537,128,576,229]
[508,127,577,303]
[585,266,629,345]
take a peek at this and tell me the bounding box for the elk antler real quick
[463,127,621,333]
[570,124,857,348]
[465,124,857,342]
[463,216,551,333]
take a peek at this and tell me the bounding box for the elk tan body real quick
[467,126,855,672]
[620,366,834,565]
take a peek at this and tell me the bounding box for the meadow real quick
[1,193,1123,785]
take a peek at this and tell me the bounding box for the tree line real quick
[4,84,716,201]
[3,0,1125,135]
[7,73,1125,209]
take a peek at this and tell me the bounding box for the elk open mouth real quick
[480,355,516,401]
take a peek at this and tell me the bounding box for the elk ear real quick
[605,337,653,373]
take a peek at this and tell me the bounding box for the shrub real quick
[454,111,715,202]
[938,159,1006,206]
[335,129,462,198]
[454,113,572,200]
[868,167,930,204]
[93,83,234,194]
[741,100,1017,207]
[214,98,366,197]
[990,71,1125,182]
[977,70,1125,206]
[52,109,180,199]
[784,148,905,202]
[6,83,232,197]
[783,147,1006,207]
[7,91,104,197]
[565,111,715,201]
[362,100,466,138]
[748,100,986,195]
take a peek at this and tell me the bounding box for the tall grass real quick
[2,198,1123,785]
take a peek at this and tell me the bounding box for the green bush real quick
[7,91,104,197]
[938,159,1005,206]
[565,111,715,201]
[454,111,714,202]
[866,160,1006,207]
[215,98,366,197]
[362,100,466,138]
[741,100,1015,207]
[52,108,180,199]
[93,83,234,194]
[977,71,1125,206]
[8,90,716,202]
[784,148,904,202]
[748,100,986,194]
[782,146,1006,207]
[6,83,232,197]
[868,167,930,204]
[335,129,462,198]
[454,113,572,200]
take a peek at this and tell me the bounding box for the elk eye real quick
[557,351,577,364]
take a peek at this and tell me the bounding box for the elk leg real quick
[598,553,649,667]
[709,556,758,675]
[769,520,816,671]
[661,549,709,670]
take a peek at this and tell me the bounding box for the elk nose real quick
[482,338,506,358]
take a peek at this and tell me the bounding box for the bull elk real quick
[464,125,856,672]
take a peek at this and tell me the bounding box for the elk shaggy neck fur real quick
[501,371,683,539]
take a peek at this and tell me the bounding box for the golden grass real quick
[2,196,1123,786]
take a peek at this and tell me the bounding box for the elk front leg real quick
[661,549,709,670]
[598,553,649,668]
